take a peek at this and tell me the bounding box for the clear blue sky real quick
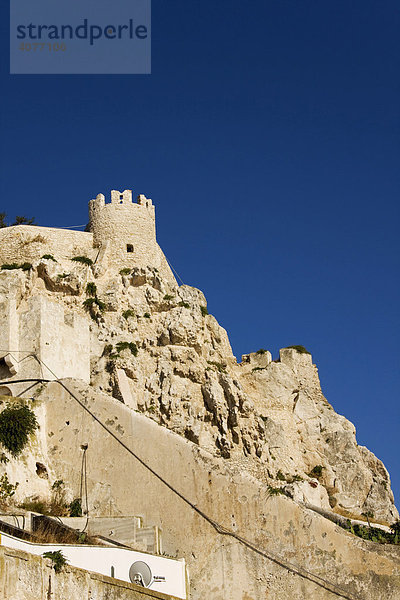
[1,1,399,506]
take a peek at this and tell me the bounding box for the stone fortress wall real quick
[0,226,94,265]
[0,189,176,285]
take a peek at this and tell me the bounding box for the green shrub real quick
[41,254,56,262]
[276,470,286,481]
[163,294,174,301]
[21,262,33,271]
[13,216,35,226]
[0,403,39,457]
[0,473,19,502]
[83,296,106,318]
[43,550,68,573]
[116,341,138,356]
[122,309,135,320]
[339,519,399,545]
[285,345,311,355]
[143,312,151,319]
[391,520,400,543]
[1,262,32,271]
[83,297,96,310]
[71,256,93,266]
[69,498,82,517]
[252,367,266,372]
[200,306,209,316]
[85,282,97,296]
[56,273,70,280]
[267,485,286,497]
[178,301,190,309]
[308,465,324,479]
[256,349,267,355]
[119,267,132,275]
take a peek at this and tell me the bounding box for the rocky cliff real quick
[1,257,397,525]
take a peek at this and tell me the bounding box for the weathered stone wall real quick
[39,381,400,600]
[0,545,181,600]
[0,226,94,265]
[19,295,90,383]
[0,290,90,386]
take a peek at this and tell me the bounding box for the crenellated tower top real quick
[87,188,175,283]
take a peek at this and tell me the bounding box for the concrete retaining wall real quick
[0,544,181,600]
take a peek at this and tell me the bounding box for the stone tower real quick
[88,189,176,283]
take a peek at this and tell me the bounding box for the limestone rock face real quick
[0,258,398,524]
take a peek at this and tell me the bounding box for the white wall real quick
[0,531,187,599]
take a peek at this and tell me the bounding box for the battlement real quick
[111,189,132,204]
[90,190,154,211]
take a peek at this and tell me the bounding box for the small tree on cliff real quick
[13,216,35,225]
[391,520,400,543]
[0,214,36,227]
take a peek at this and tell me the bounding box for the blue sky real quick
[1,1,399,505]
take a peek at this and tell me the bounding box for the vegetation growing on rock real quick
[71,256,93,266]
[43,550,68,573]
[285,345,311,355]
[0,403,38,457]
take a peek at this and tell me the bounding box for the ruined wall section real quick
[0,226,94,266]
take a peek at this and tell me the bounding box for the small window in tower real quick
[120,194,124,203]
[127,244,134,253]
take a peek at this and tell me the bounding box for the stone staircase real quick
[0,512,162,554]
